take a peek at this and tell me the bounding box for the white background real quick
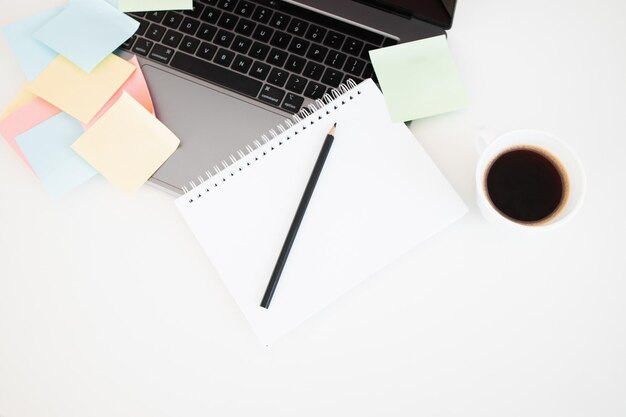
[1,0,625,416]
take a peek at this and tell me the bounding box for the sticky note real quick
[0,84,37,120]
[72,93,180,195]
[1,7,62,81]
[28,54,135,123]
[83,55,154,129]
[369,35,469,122]
[0,97,60,170]
[33,0,139,73]
[118,0,192,12]
[15,113,97,198]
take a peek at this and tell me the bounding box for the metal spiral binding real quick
[183,79,361,201]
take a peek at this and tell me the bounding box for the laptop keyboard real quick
[120,0,397,114]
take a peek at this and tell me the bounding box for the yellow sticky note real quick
[71,92,180,195]
[0,84,37,120]
[28,54,135,123]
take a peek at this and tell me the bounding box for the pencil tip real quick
[329,123,336,136]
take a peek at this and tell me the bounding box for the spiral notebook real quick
[176,79,467,345]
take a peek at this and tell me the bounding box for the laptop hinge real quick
[352,0,413,20]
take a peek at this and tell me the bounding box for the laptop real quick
[117,0,458,195]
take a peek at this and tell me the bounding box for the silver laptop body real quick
[117,0,454,194]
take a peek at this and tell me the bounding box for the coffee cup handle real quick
[476,126,496,154]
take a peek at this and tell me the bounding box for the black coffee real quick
[485,148,568,224]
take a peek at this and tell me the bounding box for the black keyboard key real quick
[341,37,363,56]
[232,36,252,53]
[259,84,286,106]
[201,0,218,4]
[382,37,398,47]
[267,48,288,66]
[270,31,291,48]
[231,54,252,73]
[325,50,347,69]
[235,18,255,36]
[321,68,342,87]
[284,55,306,74]
[129,12,146,18]
[135,19,149,36]
[281,92,304,113]
[163,30,183,47]
[269,13,290,30]
[361,43,377,60]
[285,74,306,94]
[217,0,238,10]
[120,35,135,50]
[303,61,324,80]
[304,81,326,100]
[214,29,234,47]
[305,24,326,42]
[197,23,217,41]
[132,37,153,56]
[267,68,288,87]
[146,23,166,41]
[235,1,255,17]
[180,36,200,53]
[287,18,308,36]
[251,6,272,24]
[252,25,273,42]
[200,7,221,24]
[249,42,270,60]
[197,42,217,60]
[149,43,175,64]
[214,48,235,66]
[306,44,328,62]
[171,52,262,97]
[184,2,204,18]
[362,63,376,82]
[249,61,270,80]
[323,31,345,49]
[180,18,200,35]
[344,56,365,76]
[163,11,183,29]
[343,73,363,85]
[287,37,309,56]
[217,12,238,30]
[145,11,165,23]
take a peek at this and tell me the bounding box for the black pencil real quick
[260,123,337,309]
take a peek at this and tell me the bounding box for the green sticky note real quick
[117,0,192,12]
[369,35,469,123]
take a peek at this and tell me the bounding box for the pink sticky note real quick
[83,55,154,129]
[0,98,60,171]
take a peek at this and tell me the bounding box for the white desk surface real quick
[1,0,625,416]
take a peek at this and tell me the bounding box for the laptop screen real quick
[367,0,457,28]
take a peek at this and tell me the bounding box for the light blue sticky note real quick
[15,113,97,198]
[33,0,139,73]
[1,7,63,81]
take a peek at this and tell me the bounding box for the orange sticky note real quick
[83,55,154,129]
[28,54,135,123]
[0,97,60,170]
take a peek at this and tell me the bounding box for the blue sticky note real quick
[33,0,139,73]
[15,113,97,198]
[2,7,63,81]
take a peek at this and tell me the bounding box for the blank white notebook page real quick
[176,79,467,345]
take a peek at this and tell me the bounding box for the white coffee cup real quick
[475,129,586,231]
